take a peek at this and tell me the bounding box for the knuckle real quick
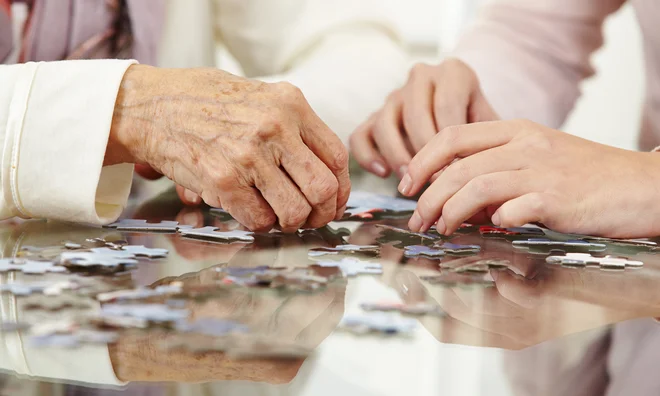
[281,201,311,229]
[527,193,548,217]
[312,176,339,204]
[210,172,236,190]
[255,115,284,141]
[251,212,277,231]
[446,160,470,185]
[274,82,305,105]
[416,197,436,222]
[331,147,350,172]
[439,125,462,146]
[469,176,495,196]
[408,63,431,80]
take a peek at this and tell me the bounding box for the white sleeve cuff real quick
[1,60,136,225]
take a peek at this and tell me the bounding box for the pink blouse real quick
[453,0,659,151]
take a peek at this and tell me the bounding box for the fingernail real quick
[184,189,201,204]
[398,173,413,196]
[491,212,501,226]
[435,218,446,235]
[397,165,408,179]
[335,205,347,221]
[371,162,388,177]
[490,270,499,282]
[409,211,423,232]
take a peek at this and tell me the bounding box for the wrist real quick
[105,64,159,166]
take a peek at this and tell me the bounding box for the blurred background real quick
[218,0,643,151]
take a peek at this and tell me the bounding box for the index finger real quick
[300,108,351,216]
[400,120,517,197]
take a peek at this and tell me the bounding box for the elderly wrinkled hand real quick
[106,65,350,232]
[398,119,660,238]
[349,58,498,179]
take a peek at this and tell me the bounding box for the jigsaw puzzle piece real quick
[433,242,481,255]
[101,303,190,324]
[546,253,643,271]
[175,318,249,337]
[404,245,445,259]
[106,219,191,233]
[513,238,607,254]
[308,244,380,257]
[0,258,67,275]
[178,226,255,243]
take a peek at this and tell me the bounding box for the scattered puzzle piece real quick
[22,294,95,311]
[340,313,417,335]
[30,329,119,348]
[96,284,184,303]
[114,245,169,258]
[513,238,607,254]
[60,252,138,272]
[308,244,380,257]
[101,304,190,324]
[546,253,643,271]
[404,245,445,259]
[175,318,249,337]
[0,258,67,275]
[313,258,383,277]
[340,192,417,221]
[106,219,192,232]
[178,226,255,243]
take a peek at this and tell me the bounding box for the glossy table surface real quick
[2,185,660,396]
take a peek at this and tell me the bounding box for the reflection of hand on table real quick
[390,238,660,350]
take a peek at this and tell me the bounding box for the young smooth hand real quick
[398,119,660,238]
[349,58,498,179]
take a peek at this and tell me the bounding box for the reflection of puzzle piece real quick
[546,253,643,271]
[0,258,67,275]
[176,318,249,337]
[513,239,606,254]
[0,280,81,296]
[360,301,445,317]
[434,243,481,255]
[404,245,445,259]
[308,244,380,257]
[22,294,95,311]
[178,226,255,243]
[60,252,138,270]
[97,284,183,303]
[106,219,192,232]
[340,313,417,335]
[101,304,190,323]
[420,272,494,288]
[30,330,119,348]
[314,258,383,277]
[114,245,168,258]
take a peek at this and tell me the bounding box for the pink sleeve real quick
[453,0,625,128]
